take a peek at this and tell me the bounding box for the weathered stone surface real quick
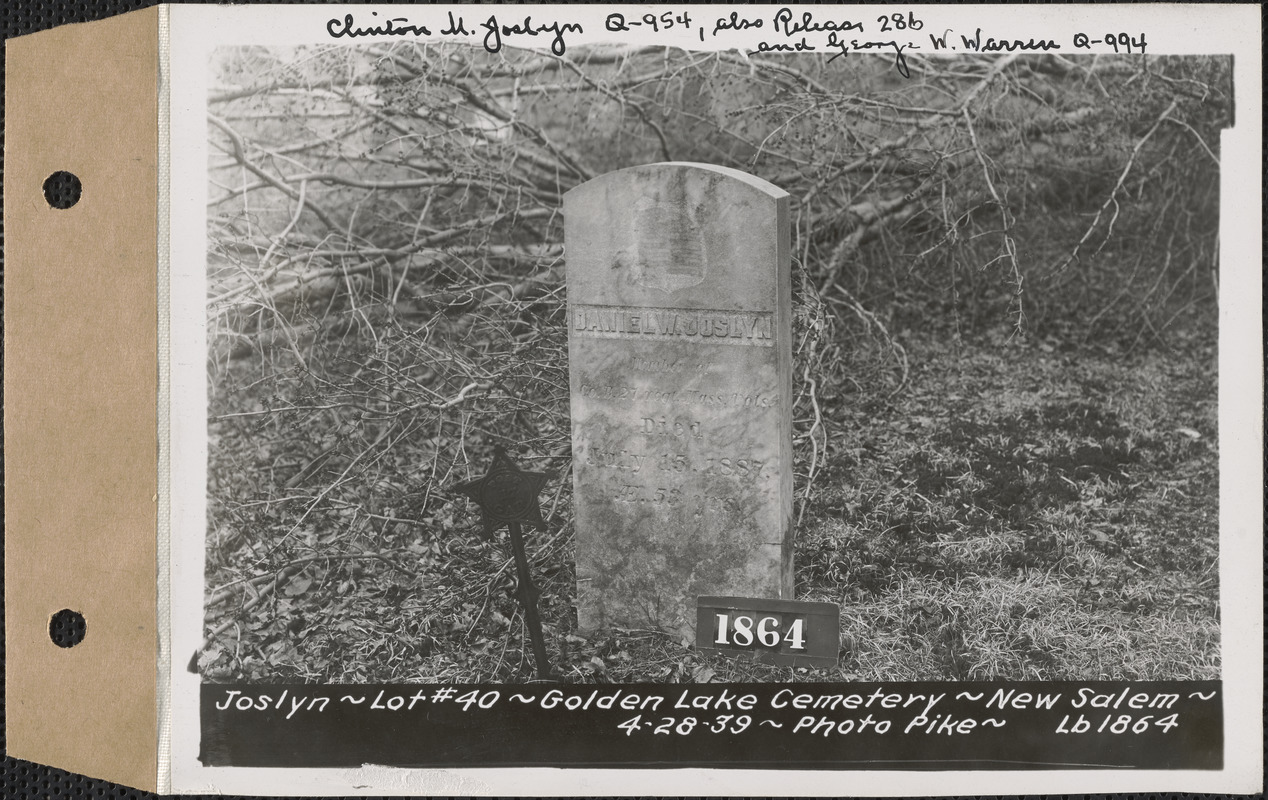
[564,163,793,636]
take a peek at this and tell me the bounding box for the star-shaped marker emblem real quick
[452,446,552,537]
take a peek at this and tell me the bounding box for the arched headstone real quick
[564,162,793,636]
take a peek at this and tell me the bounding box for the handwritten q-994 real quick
[324,9,1146,73]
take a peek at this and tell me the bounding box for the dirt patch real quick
[897,401,1142,530]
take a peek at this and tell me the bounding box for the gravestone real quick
[564,162,793,636]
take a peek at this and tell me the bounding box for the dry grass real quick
[203,327,1219,684]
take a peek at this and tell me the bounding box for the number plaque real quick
[696,596,839,667]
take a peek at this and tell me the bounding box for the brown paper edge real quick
[4,6,161,792]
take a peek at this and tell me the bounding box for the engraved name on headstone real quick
[564,163,793,636]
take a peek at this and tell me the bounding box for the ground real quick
[201,327,1219,684]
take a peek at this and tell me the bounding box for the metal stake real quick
[452,447,558,680]
[506,521,555,679]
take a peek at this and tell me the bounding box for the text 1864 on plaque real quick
[696,596,838,668]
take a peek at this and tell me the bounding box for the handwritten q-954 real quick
[325,9,1148,77]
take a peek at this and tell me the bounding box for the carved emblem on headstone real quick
[627,195,708,292]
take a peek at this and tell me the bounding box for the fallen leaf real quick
[197,647,223,670]
[284,575,313,596]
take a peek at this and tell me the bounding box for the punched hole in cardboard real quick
[49,609,86,648]
[43,171,81,209]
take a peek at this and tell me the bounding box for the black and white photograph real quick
[201,39,1225,685]
[153,3,1261,793]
